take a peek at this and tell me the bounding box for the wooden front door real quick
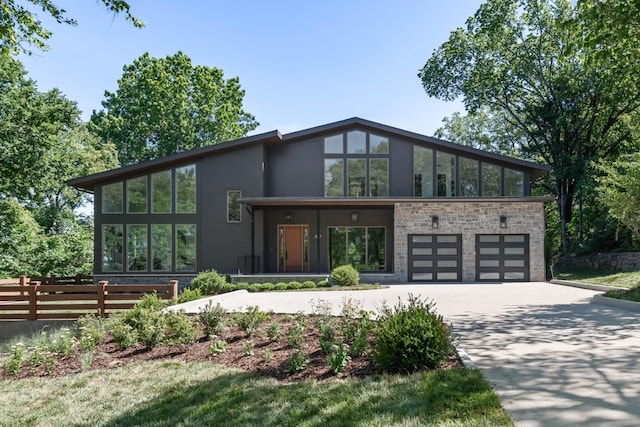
[278,225,309,272]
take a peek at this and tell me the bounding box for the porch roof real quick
[239,196,554,207]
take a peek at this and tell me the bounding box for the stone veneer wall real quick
[394,201,546,282]
[555,252,640,272]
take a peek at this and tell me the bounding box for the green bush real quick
[198,301,226,337]
[234,282,250,290]
[136,309,166,349]
[108,316,137,350]
[373,294,452,373]
[75,314,107,351]
[287,281,303,290]
[317,280,331,288]
[232,306,270,337]
[274,282,288,290]
[3,343,25,375]
[177,287,203,304]
[302,281,316,289]
[164,311,198,346]
[190,270,230,295]
[331,265,359,286]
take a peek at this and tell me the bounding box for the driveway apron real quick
[172,282,640,426]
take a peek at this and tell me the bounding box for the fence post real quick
[97,281,108,318]
[76,273,81,285]
[28,282,40,320]
[169,280,178,299]
[19,275,27,296]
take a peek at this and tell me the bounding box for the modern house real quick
[68,117,552,285]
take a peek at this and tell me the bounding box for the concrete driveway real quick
[172,282,640,426]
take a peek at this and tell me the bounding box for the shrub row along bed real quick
[1,292,459,381]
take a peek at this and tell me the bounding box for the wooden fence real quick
[0,277,178,320]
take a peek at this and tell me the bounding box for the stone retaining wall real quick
[555,252,640,272]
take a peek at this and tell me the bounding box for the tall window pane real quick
[227,190,241,222]
[324,135,343,154]
[324,159,344,196]
[176,224,196,271]
[369,158,389,196]
[151,224,172,272]
[127,224,148,271]
[459,157,478,197]
[176,165,196,213]
[436,152,456,197]
[370,134,389,154]
[102,224,123,272]
[347,131,366,154]
[367,228,386,270]
[127,176,147,213]
[504,168,524,196]
[414,146,433,197]
[329,227,347,269]
[102,182,123,214]
[348,227,367,269]
[152,171,172,213]
[482,163,501,196]
[348,159,366,197]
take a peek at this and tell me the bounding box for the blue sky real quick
[20,1,484,136]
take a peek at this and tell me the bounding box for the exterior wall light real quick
[500,215,507,228]
[284,212,293,223]
[351,212,359,222]
[432,215,439,229]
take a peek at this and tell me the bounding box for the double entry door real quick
[278,225,309,272]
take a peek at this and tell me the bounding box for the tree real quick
[596,153,640,243]
[434,107,528,158]
[420,0,640,254]
[0,0,142,55]
[90,52,259,165]
[0,53,118,276]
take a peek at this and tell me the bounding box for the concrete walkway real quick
[170,282,640,427]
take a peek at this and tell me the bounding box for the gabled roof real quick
[67,117,550,191]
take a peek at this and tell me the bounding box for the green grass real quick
[553,267,640,289]
[0,361,512,426]
[603,287,640,302]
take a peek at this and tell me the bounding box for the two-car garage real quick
[408,233,530,282]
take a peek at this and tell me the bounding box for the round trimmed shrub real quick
[302,281,316,289]
[177,287,202,303]
[373,294,451,373]
[287,281,303,290]
[331,265,360,286]
[190,270,230,295]
[274,282,288,290]
[317,280,331,288]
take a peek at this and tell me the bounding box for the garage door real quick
[476,234,529,281]
[408,234,462,282]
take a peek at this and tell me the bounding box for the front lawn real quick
[0,361,512,426]
[553,267,640,289]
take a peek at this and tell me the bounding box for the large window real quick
[151,171,172,213]
[176,224,196,271]
[151,224,172,271]
[459,157,478,197]
[324,159,344,197]
[176,165,196,213]
[102,224,123,272]
[127,176,147,213]
[436,152,456,197]
[414,146,434,197]
[324,132,389,197]
[127,225,148,271]
[482,163,501,196]
[227,190,241,222]
[102,182,123,214]
[328,226,386,271]
[505,168,524,196]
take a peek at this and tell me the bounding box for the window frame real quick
[227,190,242,223]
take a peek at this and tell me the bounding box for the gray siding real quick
[266,137,323,197]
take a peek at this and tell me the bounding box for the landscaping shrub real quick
[177,287,202,303]
[260,282,275,291]
[198,301,226,337]
[287,281,303,290]
[164,310,198,346]
[373,294,452,373]
[75,314,107,351]
[190,269,230,295]
[136,309,166,349]
[108,316,137,350]
[287,350,309,372]
[328,341,351,374]
[232,306,270,337]
[3,343,25,375]
[274,282,288,290]
[265,320,283,342]
[302,280,316,289]
[209,336,227,355]
[331,265,359,286]
[317,280,331,288]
